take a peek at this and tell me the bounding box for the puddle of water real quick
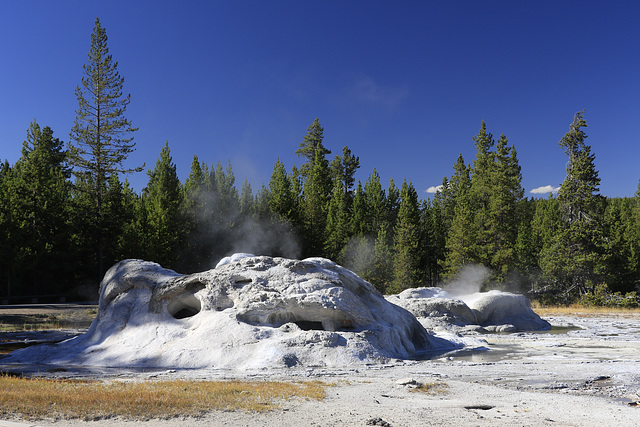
[536,325,582,334]
[442,344,525,363]
[476,325,582,336]
[409,343,525,363]
[0,340,60,355]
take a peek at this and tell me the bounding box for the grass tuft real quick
[410,381,448,395]
[0,374,326,421]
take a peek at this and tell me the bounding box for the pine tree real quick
[422,199,445,285]
[531,195,561,257]
[214,161,240,223]
[181,156,212,271]
[386,178,400,231]
[145,142,184,268]
[330,145,360,199]
[440,153,473,278]
[103,173,141,266]
[324,177,351,261]
[370,221,394,293]
[539,111,606,302]
[293,119,333,256]
[4,122,72,295]
[239,178,253,218]
[390,180,422,293]
[364,169,387,236]
[0,160,13,297]
[443,184,476,278]
[68,17,141,280]
[296,118,331,177]
[436,153,470,233]
[289,165,304,230]
[268,159,295,221]
[513,198,538,283]
[350,181,368,236]
[603,198,636,293]
[486,134,524,280]
[469,121,495,267]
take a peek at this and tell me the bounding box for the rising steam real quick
[444,264,491,296]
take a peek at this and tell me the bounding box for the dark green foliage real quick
[539,111,607,302]
[1,122,72,296]
[0,161,12,294]
[442,123,525,286]
[350,181,368,236]
[181,156,213,271]
[144,142,184,268]
[435,154,470,234]
[602,198,638,293]
[443,183,476,277]
[369,222,394,293]
[485,135,524,280]
[300,145,331,257]
[385,178,400,232]
[579,283,638,308]
[5,64,640,306]
[103,173,140,267]
[390,180,422,293]
[421,200,445,286]
[296,118,331,177]
[330,146,360,198]
[268,159,296,223]
[68,17,142,281]
[324,177,351,261]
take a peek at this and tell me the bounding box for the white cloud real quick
[530,185,560,194]
[426,185,443,194]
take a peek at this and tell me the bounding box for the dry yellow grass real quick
[532,305,640,317]
[410,381,448,395]
[0,375,326,421]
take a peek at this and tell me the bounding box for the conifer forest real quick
[1,19,639,306]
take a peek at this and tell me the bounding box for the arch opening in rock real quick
[168,294,202,319]
[294,320,325,331]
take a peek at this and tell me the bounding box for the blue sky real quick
[1,1,639,198]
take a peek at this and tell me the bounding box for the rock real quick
[388,287,550,332]
[386,288,478,324]
[483,324,518,333]
[461,291,551,331]
[395,377,417,386]
[366,417,392,426]
[2,255,459,370]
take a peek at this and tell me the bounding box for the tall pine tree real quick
[5,122,72,296]
[390,180,422,293]
[144,142,183,268]
[540,111,606,302]
[68,17,141,281]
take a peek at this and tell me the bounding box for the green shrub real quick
[579,283,639,308]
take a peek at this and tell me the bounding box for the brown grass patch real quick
[0,308,97,332]
[0,374,326,421]
[410,381,448,395]
[532,305,640,317]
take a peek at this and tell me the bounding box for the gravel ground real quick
[1,309,639,426]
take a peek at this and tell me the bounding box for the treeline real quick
[1,19,639,304]
[1,114,639,303]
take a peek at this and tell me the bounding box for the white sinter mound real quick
[387,287,551,333]
[3,255,459,370]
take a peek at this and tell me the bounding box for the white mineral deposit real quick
[2,254,639,427]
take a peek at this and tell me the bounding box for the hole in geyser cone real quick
[168,294,202,319]
[294,320,324,331]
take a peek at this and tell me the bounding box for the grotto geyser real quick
[2,254,462,370]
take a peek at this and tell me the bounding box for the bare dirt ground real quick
[1,307,639,426]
